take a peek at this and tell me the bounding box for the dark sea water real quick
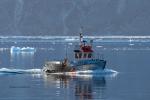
[0,37,150,100]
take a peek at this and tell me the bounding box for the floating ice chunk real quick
[64,38,77,42]
[129,43,134,46]
[96,45,103,48]
[10,46,36,53]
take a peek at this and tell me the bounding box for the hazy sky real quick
[0,0,150,36]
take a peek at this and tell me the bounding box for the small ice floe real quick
[10,46,36,53]
[64,38,77,42]
[129,43,134,46]
[96,45,103,48]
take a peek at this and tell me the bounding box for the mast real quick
[79,33,83,45]
[79,27,84,45]
[65,44,68,59]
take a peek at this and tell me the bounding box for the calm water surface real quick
[0,40,150,100]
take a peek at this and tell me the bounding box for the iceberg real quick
[10,46,36,53]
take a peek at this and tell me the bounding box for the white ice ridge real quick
[0,35,150,38]
[0,35,150,43]
[1,35,150,39]
[0,68,42,74]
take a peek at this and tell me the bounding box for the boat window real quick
[79,53,82,58]
[84,53,87,58]
[75,53,78,58]
[88,53,92,58]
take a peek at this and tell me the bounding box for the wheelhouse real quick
[74,42,93,59]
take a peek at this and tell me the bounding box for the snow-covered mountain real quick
[0,0,149,36]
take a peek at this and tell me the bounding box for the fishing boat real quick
[43,32,106,73]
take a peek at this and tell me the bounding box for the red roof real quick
[81,46,93,52]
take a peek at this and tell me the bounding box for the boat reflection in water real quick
[74,76,106,100]
[43,73,115,100]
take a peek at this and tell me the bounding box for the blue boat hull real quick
[71,59,106,71]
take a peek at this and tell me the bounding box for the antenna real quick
[79,26,84,44]
[65,44,68,59]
